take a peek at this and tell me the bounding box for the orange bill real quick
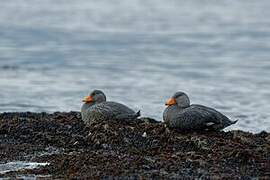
[165,98,176,106]
[82,95,93,103]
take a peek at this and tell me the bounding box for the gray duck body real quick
[163,92,237,131]
[81,90,140,125]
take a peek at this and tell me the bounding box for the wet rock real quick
[0,112,269,179]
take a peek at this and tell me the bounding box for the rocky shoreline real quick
[0,112,269,179]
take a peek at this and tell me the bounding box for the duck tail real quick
[134,110,141,118]
[224,119,238,128]
[230,119,238,125]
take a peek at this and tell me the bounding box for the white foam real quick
[0,161,49,175]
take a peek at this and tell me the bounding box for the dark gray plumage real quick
[163,91,237,131]
[81,90,140,125]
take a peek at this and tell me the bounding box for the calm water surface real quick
[1,0,270,132]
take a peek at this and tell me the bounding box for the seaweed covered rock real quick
[0,112,269,179]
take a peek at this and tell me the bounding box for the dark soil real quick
[0,112,269,179]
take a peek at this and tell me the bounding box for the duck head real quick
[165,91,190,108]
[83,90,106,104]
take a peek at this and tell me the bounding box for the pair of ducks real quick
[81,90,237,131]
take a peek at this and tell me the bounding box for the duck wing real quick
[190,104,236,130]
[105,102,135,114]
[102,102,140,121]
[115,110,141,121]
[170,105,234,131]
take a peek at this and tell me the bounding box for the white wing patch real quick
[206,122,215,126]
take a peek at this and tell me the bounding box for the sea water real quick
[0,0,270,132]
